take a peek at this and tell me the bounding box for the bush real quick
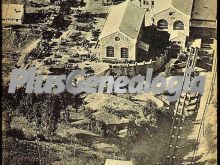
[6,128,26,140]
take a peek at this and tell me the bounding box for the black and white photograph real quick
[2,0,217,164]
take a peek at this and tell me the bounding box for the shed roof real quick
[99,1,146,39]
[2,4,24,20]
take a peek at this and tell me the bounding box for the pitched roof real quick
[105,159,133,165]
[191,0,217,21]
[99,1,146,39]
[152,0,173,14]
[2,4,24,20]
[172,0,194,16]
[153,0,193,16]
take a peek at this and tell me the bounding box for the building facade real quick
[153,7,190,48]
[130,0,155,12]
[153,7,190,37]
[99,31,137,61]
[152,0,193,48]
[140,0,155,12]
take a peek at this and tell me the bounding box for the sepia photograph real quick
[2,0,217,164]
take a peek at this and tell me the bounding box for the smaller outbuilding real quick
[2,4,26,25]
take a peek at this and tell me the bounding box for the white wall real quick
[99,31,137,61]
[153,7,190,36]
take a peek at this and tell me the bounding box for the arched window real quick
[157,19,168,29]
[121,48,128,58]
[106,46,114,57]
[173,20,184,30]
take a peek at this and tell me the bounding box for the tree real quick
[15,92,63,137]
[73,93,84,113]
[60,1,72,14]
[92,29,100,40]
[59,91,76,122]
[2,85,25,132]
[51,14,69,30]
[40,94,63,137]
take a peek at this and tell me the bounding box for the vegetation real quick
[2,85,84,138]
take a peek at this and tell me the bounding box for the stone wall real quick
[109,52,168,76]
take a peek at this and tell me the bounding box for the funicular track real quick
[160,46,200,165]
